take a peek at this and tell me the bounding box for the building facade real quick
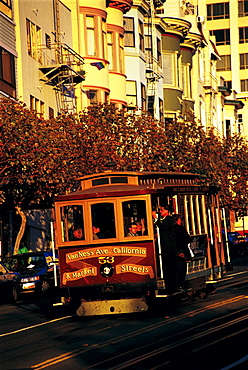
[1,0,243,131]
[63,0,131,111]
[0,0,16,100]
[198,0,247,136]
[14,0,86,118]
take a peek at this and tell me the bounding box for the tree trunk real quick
[229,209,236,232]
[13,207,27,255]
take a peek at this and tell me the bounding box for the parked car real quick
[0,261,20,303]
[223,231,248,257]
[3,251,59,296]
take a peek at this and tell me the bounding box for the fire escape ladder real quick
[145,0,164,117]
[38,44,85,113]
[38,0,85,113]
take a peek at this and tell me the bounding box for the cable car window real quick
[60,205,85,242]
[193,196,199,235]
[91,203,116,239]
[186,196,193,234]
[110,177,128,184]
[198,196,206,234]
[92,178,109,186]
[122,200,147,237]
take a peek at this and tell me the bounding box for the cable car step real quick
[76,297,148,316]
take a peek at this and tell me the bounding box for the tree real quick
[0,99,81,253]
[1,99,248,253]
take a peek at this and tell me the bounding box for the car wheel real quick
[41,280,50,294]
[11,286,18,303]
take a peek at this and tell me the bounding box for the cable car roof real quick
[54,170,203,202]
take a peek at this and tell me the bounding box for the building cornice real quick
[131,0,150,14]
[107,24,125,35]
[145,16,167,34]
[107,0,133,13]
[218,86,231,97]
[224,99,244,109]
[79,7,107,19]
[182,32,202,51]
[83,85,110,93]
[161,17,191,40]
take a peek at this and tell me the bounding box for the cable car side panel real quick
[59,241,157,289]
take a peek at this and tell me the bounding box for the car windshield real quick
[4,254,46,272]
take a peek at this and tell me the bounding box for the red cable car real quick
[53,171,225,316]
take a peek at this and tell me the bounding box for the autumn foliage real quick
[1,98,248,215]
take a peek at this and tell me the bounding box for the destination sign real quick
[163,185,211,193]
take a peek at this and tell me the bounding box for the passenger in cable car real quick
[92,225,105,240]
[69,225,84,241]
[127,223,139,237]
[136,219,146,235]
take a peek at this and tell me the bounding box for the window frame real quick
[225,119,231,137]
[138,19,144,52]
[239,27,248,43]
[86,15,96,56]
[217,55,231,71]
[102,19,107,60]
[224,80,232,89]
[89,201,117,242]
[238,0,248,17]
[26,18,41,62]
[123,17,135,47]
[210,29,230,46]
[159,98,164,123]
[121,197,150,240]
[119,34,125,74]
[89,89,98,104]
[157,38,162,66]
[0,47,16,87]
[240,53,248,69]
[207,2,230,20]
[162,52,179,86]
[126,80,137,107]
[145,35,152,65]
[107,31,113,70]
[182,63,192,98]
[240,79,248,91]
[59,204,85,243]
[141,83,146,110]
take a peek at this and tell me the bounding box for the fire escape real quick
[38,0,85,114]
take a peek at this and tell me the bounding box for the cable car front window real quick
[60,205,85,242]
[91,203,116,239]
[122,200,147,237]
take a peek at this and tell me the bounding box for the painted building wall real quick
[63,0,129,110]
[0,1,16,99]
[14,0,74,118]
[160,0,237,137]
[205,0,248,137]
[124,4,148,110]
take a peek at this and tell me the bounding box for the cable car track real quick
[30,296,248,370]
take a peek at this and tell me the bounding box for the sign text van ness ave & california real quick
[66,246,147,261]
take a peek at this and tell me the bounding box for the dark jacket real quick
[174,224,192,260]
[155,215,177,254]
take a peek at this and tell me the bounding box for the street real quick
[0,257,248,370]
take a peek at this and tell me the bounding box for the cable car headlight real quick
[100,263,114,278]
